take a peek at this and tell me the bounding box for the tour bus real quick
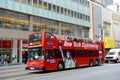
[25,31,105,71]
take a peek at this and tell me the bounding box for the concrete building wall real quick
[0,0,91,27]
[102,8,112,38]
[0,28,30,39]
[92,3,102,40]
[112,12,120,48]
[112,12,120,40]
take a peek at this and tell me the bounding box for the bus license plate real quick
[30,67,34,70]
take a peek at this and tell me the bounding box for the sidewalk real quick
[0,64,37,77]
[0,63,26,73]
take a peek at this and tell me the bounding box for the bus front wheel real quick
[57,62,64,70]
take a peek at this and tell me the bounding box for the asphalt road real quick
[2,63,120,80]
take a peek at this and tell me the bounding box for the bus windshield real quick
[28,48,44,60]
[29,34,42,45]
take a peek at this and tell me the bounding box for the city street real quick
[0,63,120,80]
[0,0,120,80]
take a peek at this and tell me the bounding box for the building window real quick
[84,30,89,38]
[38,0,42,8]
[48,3,52,11]
[77,12,79,18]
[75,12,77,18]
[0,9,29,31]
[71,11,74,17]
[64,8,68,15]
[61,7,63,14]
[33,0,38,7]
[14,0,20,2]
[80,13,82,19]
[85,15,87,20]
[53,5,56,12]
[78,13,80,18]
[33,17,58,34]
[61,23,75,36]
[77,0,80,3]
[21,0,27,4]
[57,6,60,13]
[68,10,71,16]
[83,14,85,20]
[43,1,48,10]
[88,16,90,21]
[27,0,32,5]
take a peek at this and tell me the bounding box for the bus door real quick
[45,49,56,70]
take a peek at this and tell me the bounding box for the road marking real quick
[7,74,42,80]
[7,70,73,80]
[7,68,92,80]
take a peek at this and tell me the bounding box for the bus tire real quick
[89,60,94,67]
[57,62,64,70]
[95,59,99,66]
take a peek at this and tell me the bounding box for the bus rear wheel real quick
[95,60,99,66]
[57,62,64,70]
[89,60,94,67]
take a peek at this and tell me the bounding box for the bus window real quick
[29,33,42,43]
[46,33,56,39]
[46,50,54,59]
[28,48,44,60]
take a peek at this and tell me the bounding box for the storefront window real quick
[0,39,13,64]
[33,17,58,34]
[61,23,74,36]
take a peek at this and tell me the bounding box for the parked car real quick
[105,49,120,63]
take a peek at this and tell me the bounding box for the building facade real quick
[0,0,91,64]
[102,7,115,54]
[91,1,115,54]
[112,12,120,48]
[91,2,103,40]
[104,0,113,6]
[107,4,120,12]
[91,1,120,55]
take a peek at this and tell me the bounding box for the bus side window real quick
[46,33,51,38]
[46,33,56,39]
[46,50,54,59]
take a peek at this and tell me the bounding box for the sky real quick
[114,0,120,5]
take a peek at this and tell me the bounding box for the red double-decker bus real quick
[25,31,105,71]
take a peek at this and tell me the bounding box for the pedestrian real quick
[4,54,8,66]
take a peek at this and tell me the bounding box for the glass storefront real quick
[0,9,29,31]
[0,39,28,64]
[0,39,12,64]
[0,8,89,38]
[33,17,58,34]
[61,23,75,36]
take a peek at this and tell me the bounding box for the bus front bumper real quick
[25,67,44,70]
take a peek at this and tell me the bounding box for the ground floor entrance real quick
[0,39,28,65]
